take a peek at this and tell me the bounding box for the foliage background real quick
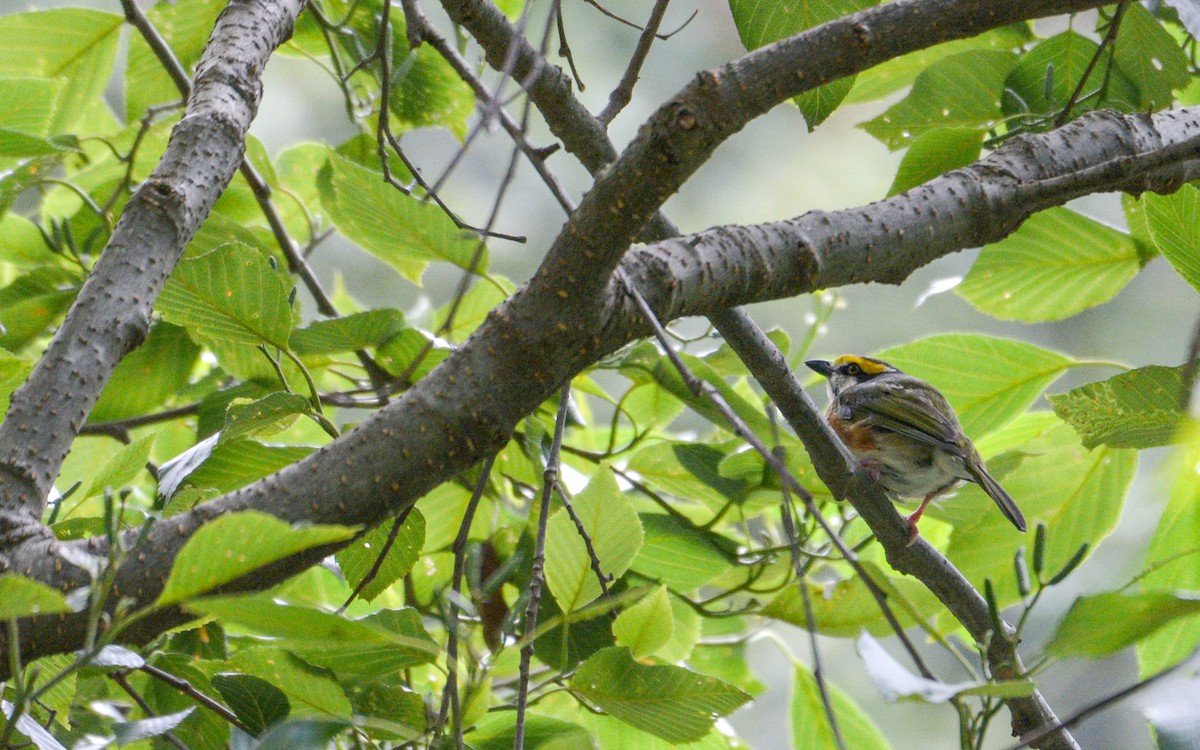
[3,0,1200,749]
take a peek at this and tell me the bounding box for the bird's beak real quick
[805,359,833,377]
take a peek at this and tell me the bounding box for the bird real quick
[805,355,1026,543]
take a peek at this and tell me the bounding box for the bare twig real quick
[1054,0,1129,127]
[597,0,672,124]
[513,385,571,750]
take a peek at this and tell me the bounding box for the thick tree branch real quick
[0,0,305,549]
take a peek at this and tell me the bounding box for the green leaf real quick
[847,24,1032,103]
[158,511,358,605]
[124,0,225,121]
[182,439,313,494]
[545,467,643,612]
[631,513,732,591]
[628,442,751,514]
[228,647,353,718]
[0,267,80,351]
[612,585,674,659]
[387,47,475,139]
[1049,365,1186,449]
[571,647,751,743]
[220,392,312,444]
[290,309,407,355]
[211,673,290,736]
[0,77,66,135]
[0,9,122,134]
[956,207,1142,321]
[791,661,889,750]
[861,50,1018,150]
[467,713,591,750]
[1002,32,1140,124]
[187,597,440,674]
[872,334,1074,437]
[1048,591,1200,658]
[0,574,74,619]
[91,322,201,422]
[334,509,425,602]
[83,433,155,499]
[727,0,875,129]
[763,569,915,637]
[0,126,74,157]
[1138,429,1200,676]
[1111,3,1189,110]
[887,126,982,196]
[318,152,483,283]
[158,244,295,349]
[1142,184,1200,293]
[946,421,1135,608]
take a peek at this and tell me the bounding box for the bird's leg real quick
[904,493,936,546]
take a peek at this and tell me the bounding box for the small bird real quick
[806,355,1026,543]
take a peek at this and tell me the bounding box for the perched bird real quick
[806,355,1026,543]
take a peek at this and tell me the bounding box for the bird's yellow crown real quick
[832,355,891,375]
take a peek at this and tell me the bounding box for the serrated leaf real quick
[318,152,482,283]
[0,77,65,135]
[113,707,195,745]
[158,511,358,605]
[0,9,122,135]
[571,646,751,743]
[89,645,145,669]
[1111,3,1189,110]
[256,720,349,750]
[181,439,313,494]
[1049,365,1186,449]
[872,334,1074,437]
[862,50,1017,150]
[847,24,1032,103]
[612,585,674,658]
[227,647,353,718]
[83,433,155,499]
[1002,31,1140,124]
[158,244,295,349]
[946,421,1135,609]
[211,673,290,736]
[220,392,311,444]
[1138,427,1200,676]
[791,661,889,749]
[467,713,591,750]
[91,322,201,421]
[727,0,875,129]
[887,126,982,196]
[1049,591,1200,658]
[545,467,643,612]
[387,47,475,139]
[0,574,73,619]
[631,513,732,591]
[334,509,425,602]
[290,309,407,355]
[1,699,68,750]
[1143,184,1200,293]
[0,267,80,350]
[957,208,1142,321]
[124,0,225,121]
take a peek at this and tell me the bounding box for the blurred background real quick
[10,0,1200,747]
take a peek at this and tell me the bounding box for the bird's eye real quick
[845,363,861,375]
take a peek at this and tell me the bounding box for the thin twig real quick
[338,504,416,614]
[513,385,572,750]
[620,274,938,681]
[554,0,585,90]
[138,662,251,735]
[598,0,671,124]
[771,411,846,750]
[110,672,190,750]
[1179,313,1200,411]
[1004,648,1199,750]
[437,456,495,750]
[1054,0,1128,127]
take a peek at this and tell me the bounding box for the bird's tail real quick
[969,459,1027,532]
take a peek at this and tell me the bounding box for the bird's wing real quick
[835,378,963,452]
